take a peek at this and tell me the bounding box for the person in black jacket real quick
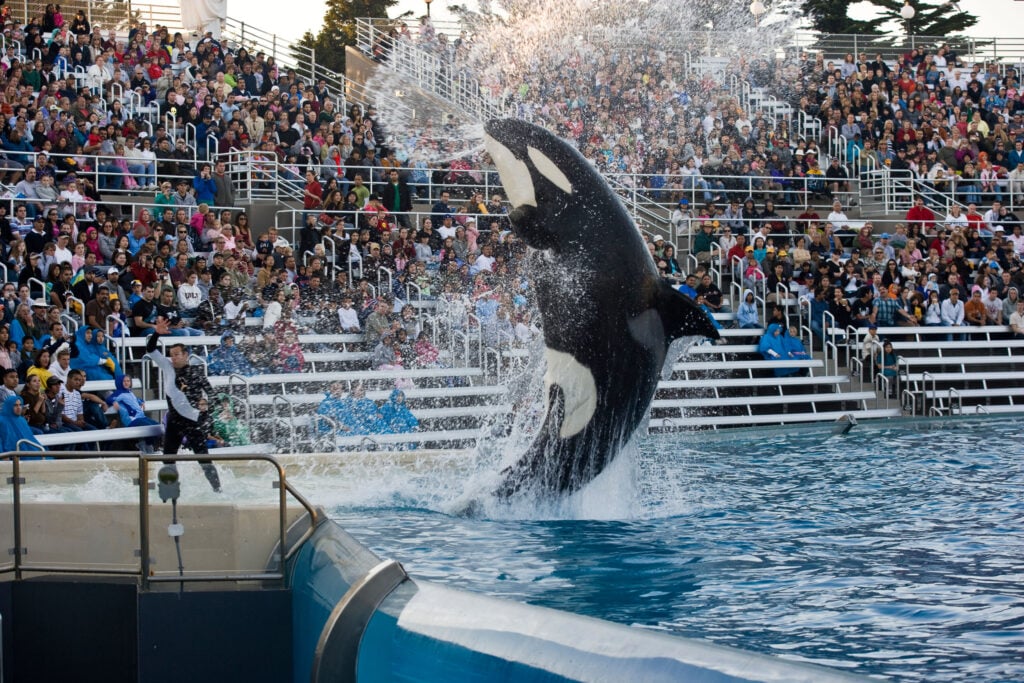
[17,252,44,288]
[380,169,413,228]
[146,318,221,492]
[24,216,49,255]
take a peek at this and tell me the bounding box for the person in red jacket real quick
[725,233,749,280]
[905,196,936,233]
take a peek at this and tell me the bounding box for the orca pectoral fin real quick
[657,279,720,342]
[494,385,567,499]
[509,205,560,250]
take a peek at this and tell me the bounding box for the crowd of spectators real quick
[0,7,549,447]
[3,4,1024,448]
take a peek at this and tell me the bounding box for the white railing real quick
[221,17,346,105]
[354,18,512,122]
[14,1,182,31]
[218,149,305,203]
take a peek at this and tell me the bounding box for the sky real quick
[228,0,1024,44]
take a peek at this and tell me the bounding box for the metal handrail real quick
[901,388,918,415]
[820,310,836,357]
[65,294,85,322]
[0,449,318,587]
[483,345,501,382]
[708,243,723,290]
[56,313,78,338]
[27,276,46,302]
[377,266,393,296]
[922,370,935,417]
[824,338,838,377]
[949,387,963,416]
[226,373,252,412]
[272,394,296,451]
[876,373,892,410]
[106,314,130,368]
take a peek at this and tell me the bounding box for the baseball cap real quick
[46,377,63,387]
[107,267,119,275]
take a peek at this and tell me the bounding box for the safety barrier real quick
[0,450,318,588]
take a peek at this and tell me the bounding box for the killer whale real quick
[483,119,719,499]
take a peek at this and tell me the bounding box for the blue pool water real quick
[328,417,1024,682]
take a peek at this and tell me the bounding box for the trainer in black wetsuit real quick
[146,318,221,492]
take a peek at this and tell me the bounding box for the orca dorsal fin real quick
[656,278,720,343]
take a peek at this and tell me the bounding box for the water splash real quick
[364,0,794,166]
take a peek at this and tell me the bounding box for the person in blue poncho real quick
[758,323,784,359]
[70,326,120,381]
[107,373,161,453]
[315,383,350,434]
[380,389,418,435]
[206,331,257,376]
[316,383,382,436]
[737,288,761,329]
[0,394,42,452]
[779,325,811,377]
[758,323,798,376]
[344,384,383,435]
[781,326,810,360]
[90,328,122,377]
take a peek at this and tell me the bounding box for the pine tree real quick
[294,0,398,75]
[802,0,888,35]
[803,0,977,37]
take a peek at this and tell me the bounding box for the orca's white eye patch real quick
[484,133,537,209]
[527,146,574,195]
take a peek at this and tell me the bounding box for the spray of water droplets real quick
[365,0,795,167]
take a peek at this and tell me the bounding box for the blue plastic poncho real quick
[207,331,257,376]
[758,323,786,362]
[70,327,121,381]
[107,373,158,428]
[379,389,418,434]
[0,395,41,452]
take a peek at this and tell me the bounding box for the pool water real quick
[328,417,1024,682]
